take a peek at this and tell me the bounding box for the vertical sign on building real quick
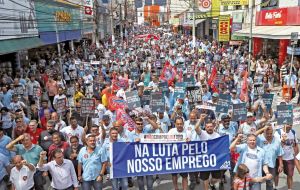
[218,15,230,42]
[83,0,93,15]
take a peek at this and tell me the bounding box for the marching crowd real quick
[0,25,299,190]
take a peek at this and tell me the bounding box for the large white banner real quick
[0,0,38,40]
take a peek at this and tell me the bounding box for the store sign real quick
[232,12,243,23]
[259,8,287,25]
[218,15,230,42]
[0,0,38,40]
[221,0,248,6]
[83,0,93,15]
[261,0,279,9]
[55,11,72,23]
[231,23,242,32]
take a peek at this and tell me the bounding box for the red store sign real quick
[256,8,287,26]
[256,7,300,26]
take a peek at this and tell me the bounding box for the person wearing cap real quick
[238,112,267,144]
[207,93,219,106]
[274,123,299,190]
[231,89,242,104]
[217,114,237,143]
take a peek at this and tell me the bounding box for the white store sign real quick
[0,0,38,40]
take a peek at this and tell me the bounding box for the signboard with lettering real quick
[186,86,202,110]
[218,15,230,42]
[262,94,274,111]
[125,91,141,110]
[232,103,247,121]
[131,68,140,80]
[158,82,169,96]
[174,82,186,99]
[277,104,293,125]
[221,0,248,6]
[150,91,165,112]
[80,98,96,117]
[216,94,231,114]
[141,90,151,106]
[256,8,287,26]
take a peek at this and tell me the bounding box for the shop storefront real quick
[234,6,300,66]
[35,0,82,47]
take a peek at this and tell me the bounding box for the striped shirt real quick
[234,177,251,190]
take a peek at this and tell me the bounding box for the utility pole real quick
[248,0,254,72]
[119,1,123,48]
[288,32,298,98]
[192,0,196,48]
[111,0,115,46]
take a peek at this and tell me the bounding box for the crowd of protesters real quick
[0,25,299,190]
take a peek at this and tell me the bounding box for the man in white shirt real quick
[274,124,299,190]
[10,155,36,190]
[38,149,78,190]
[192,121,221,190]
[60,116,84,145]
[168,117,188,190]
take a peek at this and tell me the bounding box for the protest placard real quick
[125,91,141,110]
[141,90,151,106]
[195,104,216,112]
[277,104,293,125]
[141,134,184,143]
[174,82,186,99]
[261,94,274,111]
[183,76,195,87]
[56,98,67,114]
[293,107,300,127]
[155,60,162,68]
[150,91,165,112]
[216,94,231,114]
[186,86,202,110]
[158,82,169,96]
[232,103,247,121]
[80,98,96,117]
[111,136,230,178]
[14,85,24,96]
[131,68,140,80]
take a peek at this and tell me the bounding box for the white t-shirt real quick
[192,131,220,141]
[60,125,84,145]
[296,152,300,160]
[10,165,35,190]
[244,148,259,178]
[274,129,298,160]
[184,120,197,139]
[168,128,187,139]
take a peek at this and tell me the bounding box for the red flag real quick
[208,67,218,92]
[108,95,127,111]
[116,109,136,131]
[160,61,176,85]
[240,71,249,102]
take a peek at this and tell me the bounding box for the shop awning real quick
[0,37,44,55]
[182,19,205,27]
[234,26,300,39]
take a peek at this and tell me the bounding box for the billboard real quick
[218,15,230,42]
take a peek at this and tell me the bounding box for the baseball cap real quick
[212,93,219,98]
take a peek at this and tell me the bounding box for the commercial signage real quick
[55,11,72,23]
[221,0,248,6]
[83,0,93,15]
[111,136,231,178]
[0,0,38,40]
[257,8,287,26]
[218,15,230,42]
[232,12,243,23]
[231,23,242,32]
[261,0,279,9]
[192,0,220,19]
